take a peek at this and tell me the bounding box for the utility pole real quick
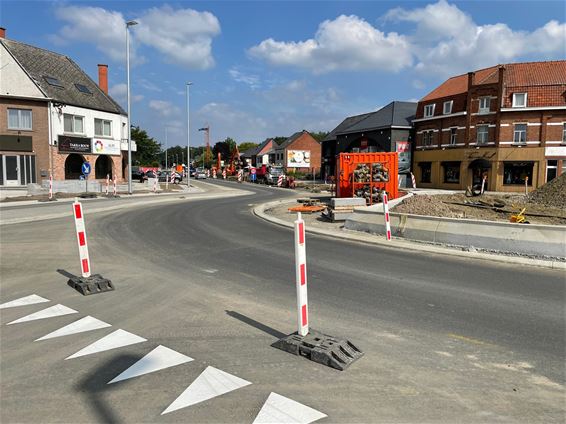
[186,82,193,187]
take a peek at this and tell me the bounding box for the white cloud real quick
[149,100,181,118]
[109,83,144,104]
[135,5,220,69]
[51,5,220,70]
[248,14,412,73]
[229,68,261,90]
[385,0,566,76]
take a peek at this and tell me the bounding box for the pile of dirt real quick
[527,174,566,209]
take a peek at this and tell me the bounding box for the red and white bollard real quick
[212,168,217,179]
[49,175,53,200]
[277,174,284,187]
[237,169,243,182]
[222,169,227,179]
[113,175,117,196]
[170,173,175,184]
[480,175,487,195]
[382,192,391,241]
[410,172,416,189]
[294,212,309,336]
[105,174,110,196]
[153,177,157,193]
[206,169,210,178]
[72,200,91,278]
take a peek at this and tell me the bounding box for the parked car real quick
[189,167,197,177]
[195,168,207,179]
[132,167,147,182]
[158,171,182,184]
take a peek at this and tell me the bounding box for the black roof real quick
[1,38,126,115]
[322,112,374,142]
[337,101,416,135]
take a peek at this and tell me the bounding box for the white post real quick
[126,21,138,195]
[165,127,169,191]
[294,212,309,336]
[49,175,53,200]
[525,176,529,195]
[113,175,117,196]
[72,201,91,278]
[480,175,487,195]
[186,82,192,188]
[105,174,109,195]
[383,192,391,241]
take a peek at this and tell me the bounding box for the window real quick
[443,101,453,115]
[7,109,32,130]
[504,162,533,185]
[64,114,84,134]
[443,162,460,183]
[75,83,92,94]
[95,118,112,137]
[424,104,435,117]
[479,97,491,114]
[423,131,434,146]
[562,123,566,144]
[44,76,63,88]
[419,162,431,183]
[546,160,558,182]
[476,125,489,144]
[513,124,527,144]
[450,128,457,145]
[512,93,527,108]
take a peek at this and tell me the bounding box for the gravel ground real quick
[528,173,566,209]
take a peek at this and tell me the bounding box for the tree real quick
[272,136,287,145]
[238,142,258,152]
[212,137,238,162]
[131,126,161,166]
[309,131,329,143]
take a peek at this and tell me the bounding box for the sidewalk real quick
[254,198,565,270]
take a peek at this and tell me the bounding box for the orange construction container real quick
[336,152,398,203]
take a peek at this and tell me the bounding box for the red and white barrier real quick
[480,175,487,194]
[170,173,175,183]
[410,172,416,189]
[113,175,117,196]
[212,168,217,179]
[105,174,110,195]
[237,169,243,182]
[277,174,284,187]
[72,200,91,278]
[222,169,227,179]
[294,212,309,336]
[49,175,53,200]
[206,169,210,178]
[382,192,391,241]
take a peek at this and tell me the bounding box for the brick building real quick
[269,130,321,174]
[0,28,131,188]
[412,60,566,192]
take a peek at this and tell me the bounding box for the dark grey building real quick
[322,101,416,184]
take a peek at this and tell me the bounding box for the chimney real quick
[467,71,475,88]
[98,64,108,94]
[0,28,6,39]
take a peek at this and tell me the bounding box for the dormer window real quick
[44,76,63,88]
[443,101,453,115]
[512,93,527,108]
[424,104,435,117]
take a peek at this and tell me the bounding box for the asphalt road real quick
[1,180,564,423]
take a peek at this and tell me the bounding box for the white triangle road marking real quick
[108,345,193,384]
[6,304,77,325]
[162,366,252,414]
[65,329,147,359]
[0,294,50,309]
[253,392,327,424]
[35,316,111,341]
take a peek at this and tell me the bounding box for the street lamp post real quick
[165,127,169,191]
[186,82,193,188]
[126,20,138,195]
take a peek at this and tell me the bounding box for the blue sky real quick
[1,1,565,147]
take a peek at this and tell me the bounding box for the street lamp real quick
[186,82,193,187]
[126,19,138,195]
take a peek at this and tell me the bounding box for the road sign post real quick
[81,162,91,194]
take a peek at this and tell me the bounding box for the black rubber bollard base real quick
[272,329,364,370]
[68,274,114,296]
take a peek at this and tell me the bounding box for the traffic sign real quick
[82,162,91,176]
[250,173,257,182]
[250,167,256,175]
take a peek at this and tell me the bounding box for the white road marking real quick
[253,392,327,424]
[35,316,111,341]
[108,345,193,384]
[162,366,251,414]
[6,304,77,325]
[202,269,218,274]
[0,294,50,309]
[65,329,146,359]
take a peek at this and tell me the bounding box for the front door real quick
[3,155,20,186]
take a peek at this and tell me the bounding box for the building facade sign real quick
[93,138,121,155]
[396,141,411,173]
[58,136,92,153]
[287,150,311,168]
[545,146,566,157]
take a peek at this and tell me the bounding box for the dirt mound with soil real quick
[527,174,566,209]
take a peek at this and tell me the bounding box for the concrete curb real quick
[1,188,254,226]
[253,200,566,271]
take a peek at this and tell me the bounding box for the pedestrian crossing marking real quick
[108,345,193,384]
[0,294,50,309]
[66,329,146,359]
[6,304,77,325]
[35,316,111,341]
[253,392,327,423]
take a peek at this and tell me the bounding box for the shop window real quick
[479,97,491,114]
[419,162,431,183]
[424,104,435,117]
[503,162,533,185]
[64,114,84,134]
[476,125,489,144]
[443,162,460,183]
[546,160,557,182]
[7,109,32,130]
[513,124,527,144]
[449,128,457,145]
